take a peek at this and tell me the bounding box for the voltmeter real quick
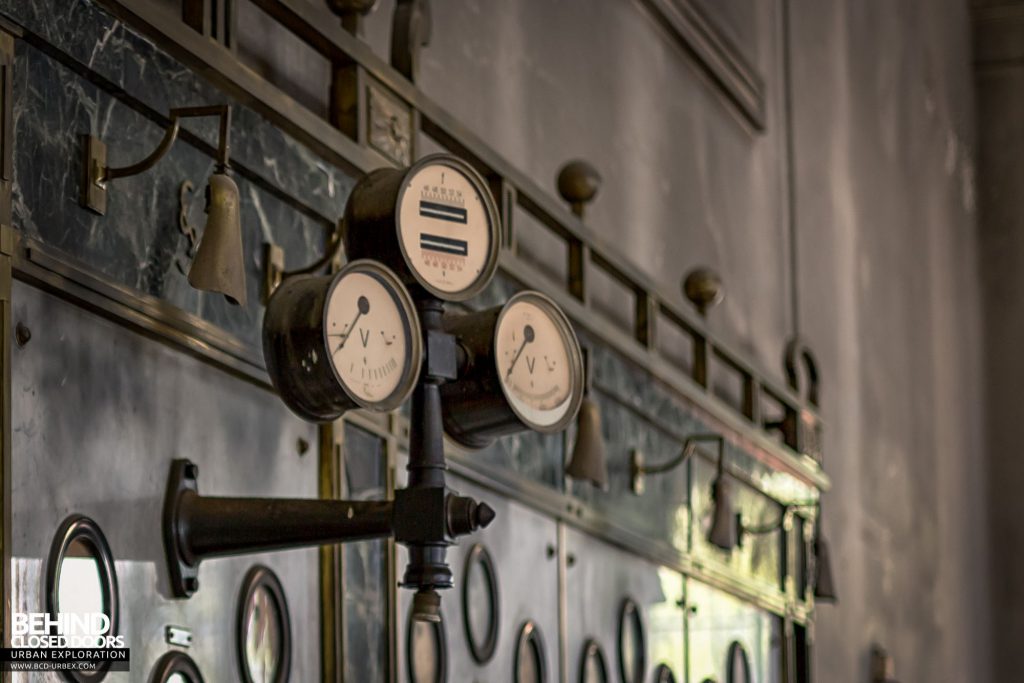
[344,154,500,301]
[441,291,584,448]
[263,259,422,422]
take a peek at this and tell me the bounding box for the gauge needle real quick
[337,296,370,350]
[505,324,535,378]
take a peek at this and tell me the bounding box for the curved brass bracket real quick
[81,105,231,215]
[629,432,723,495]
[262,218,346,304]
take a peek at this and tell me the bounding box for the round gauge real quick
[618,597,646,683]
[263,260,421,422]
[514,621,548,683]
[579,640,609,683]
[441,291,584,449]
[236,566,291,683]
[727,642,752,683]
[652,664,677,683]
[396,156,498,298]
[406,609,447,683]
[345,154,500,302]
[495,292,582,429]
[462,544,500,664]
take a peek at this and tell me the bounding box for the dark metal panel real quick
[563,527,685,683]
[10,280,320,680]
[686,578,783,683]
[396,471,561,683]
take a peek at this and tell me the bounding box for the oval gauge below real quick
[151,651,205,683]
[236,565,291,683]
[514,621,548,683]
[652,663,678,683]
[579,639,610,683]
[407,611,448,683]
[618,597,646,683]
[263,259,422,422]
[462,544,500,663]
[727,641,752,683]
[45,514,120,683]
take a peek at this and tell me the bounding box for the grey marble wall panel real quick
[12,40,330,348]
[10,280,320,681]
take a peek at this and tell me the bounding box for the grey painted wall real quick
[356,0,990,681]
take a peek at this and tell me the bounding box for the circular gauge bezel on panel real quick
[726,641,752,683]
[236,565,291,683]
[394,154,500,301]
[45,514,120,683]
[493,291,584,433]
[461,543,500,664]
[618,597,647,683]
[514,620,548,683]
[406,609,448,683]
[263,259,422,422]
[578,639,610,683]
[150,651,205,683]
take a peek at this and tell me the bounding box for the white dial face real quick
[398,162,495,297]
[495,296,578,428]
[324,270,410,405]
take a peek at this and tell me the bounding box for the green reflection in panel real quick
[647,567,685,679]
[686,579,782,683]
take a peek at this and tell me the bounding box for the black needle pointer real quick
[505,324,535,378]
[335,296,370,350]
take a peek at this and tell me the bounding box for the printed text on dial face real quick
[325,271,409,403]
[398,163,492,294]
[495,299,574,427]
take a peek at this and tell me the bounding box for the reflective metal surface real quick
[11,281,320,680]
[686,579,782,683]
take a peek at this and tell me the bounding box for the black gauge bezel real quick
[45,514,120,683]
[461,543,500,664]
[321,259,422,412]
[150,651,205,683]
[236,565,292,683]
[578,638,610,683]
[652,663,678,683]
[514,620,548,683]
[394,154,501,301]
[727,641,752,683]
[406,609,448,683]
[493,290,584,434]
[617,597,646,683]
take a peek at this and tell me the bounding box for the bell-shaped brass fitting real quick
[188,172,246,306]
[565,396,609,490]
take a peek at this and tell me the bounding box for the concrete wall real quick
[357,0,990,681]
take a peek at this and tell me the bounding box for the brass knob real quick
[682,267,723,316]
[557,160,601,219]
